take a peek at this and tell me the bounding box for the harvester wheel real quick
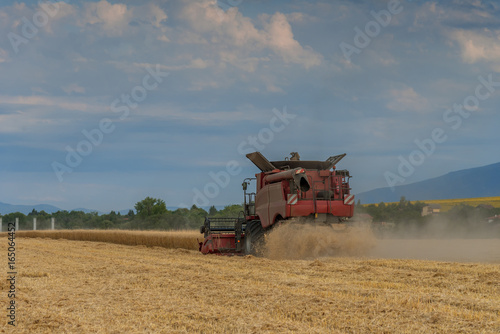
[243,220,264,256]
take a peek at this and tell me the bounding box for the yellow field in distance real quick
[364,196,500,212]
[10,229,201,250]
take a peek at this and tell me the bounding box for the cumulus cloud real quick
[131,3,167,28]
[179,0,322,70]
[40,2,76,34]
[449,29,500,65]
[79,0,132,36]
[264,12,322,68]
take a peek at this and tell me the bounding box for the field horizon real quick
[362,195,500,212]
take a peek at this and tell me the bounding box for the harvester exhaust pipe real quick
[264,167,311,192]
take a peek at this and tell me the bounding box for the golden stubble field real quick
[1,231,499,333]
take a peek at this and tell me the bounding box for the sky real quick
[0,0,499,212]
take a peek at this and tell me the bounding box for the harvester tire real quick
[243,220,264,256]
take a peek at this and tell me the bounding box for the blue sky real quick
[1,0,499,212]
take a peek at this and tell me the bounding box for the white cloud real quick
[131,3,167,28]
[264,12,322,68]
[265,83,285,94]
[80,0,132,36]
[386,87,429,113]
[179,0,321,69]
[40,2,77,34]
[158,35,170,42]
[173,30,208,45]
[0,95,89,111]
[449,29,500,65]
[217,52,269,73]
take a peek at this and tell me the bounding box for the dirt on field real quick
[2,237,499,333]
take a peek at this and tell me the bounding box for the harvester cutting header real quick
[199,151,355,255]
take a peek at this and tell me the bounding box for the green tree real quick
[135,197,167,217]
[398,196,407,208]
[101,220,113,229]
[209,205,218,216]
[2,212,27,229]
[214,204,244,218]
[109,211,117,222]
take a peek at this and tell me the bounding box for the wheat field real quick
[423,196,500,211]
[365,196,500,212]
[1,232,499,333]
[12,229,201,250]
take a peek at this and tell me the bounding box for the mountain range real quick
[356,162,500,204]
[0,202,100,215]
[0,203,226,216]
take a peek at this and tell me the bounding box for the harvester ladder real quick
[312,179,324,214]
[327,175,333,214]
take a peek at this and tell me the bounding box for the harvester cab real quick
[199,151,355,255]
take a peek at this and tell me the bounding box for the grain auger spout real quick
[263,167,311,192]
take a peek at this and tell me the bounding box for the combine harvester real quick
[199,152,355,255]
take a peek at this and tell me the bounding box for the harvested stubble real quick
[2,237,499,333]
[11,229,200,250]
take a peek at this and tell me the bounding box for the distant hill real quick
[356,162,500,204]
[0,203,104,215]
[0,202,223,216]
[0,202,62,215]
[167,205,228,212]
[71,208,102,214]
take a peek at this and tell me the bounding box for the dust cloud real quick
[368,239,500,263]
[369,215,500,263]
[262,220,377,260]
[261,218,500,263]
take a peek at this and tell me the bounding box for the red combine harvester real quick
[199,152,355,255]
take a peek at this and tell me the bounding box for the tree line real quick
[2,196,499,235]
[356,196,500,237]
[0,197,243,231]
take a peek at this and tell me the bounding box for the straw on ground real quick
[3,237,499,333]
